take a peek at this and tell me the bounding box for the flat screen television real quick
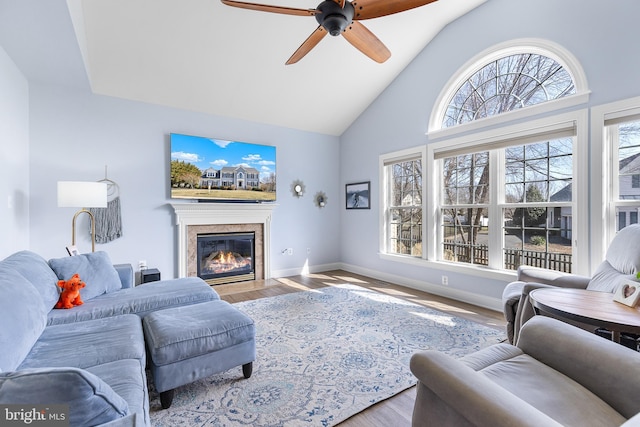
[170,133,276,202]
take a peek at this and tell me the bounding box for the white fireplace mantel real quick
[171,203,276,279]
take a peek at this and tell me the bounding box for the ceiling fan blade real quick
[221,0,318,16]
[286,26,328,65]
[342,21,390,63]
[351,0,438,20]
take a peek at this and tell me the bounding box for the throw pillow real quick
[0,367,129,426]
[49,251,122,301]
[0,251,60,310]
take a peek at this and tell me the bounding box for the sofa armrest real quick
[409,350,563,427]
[0,367,130,426]
[517,265,590,289]
[114,264,134,289]
[518,316,640,419]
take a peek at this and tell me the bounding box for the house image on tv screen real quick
[200,166,261,190]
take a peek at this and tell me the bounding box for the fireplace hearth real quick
[197,232,255,285]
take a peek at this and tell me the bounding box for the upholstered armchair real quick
[410,316,640,427]
[502,223,640,344]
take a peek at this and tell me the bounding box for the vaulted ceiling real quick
[0,0,486,135]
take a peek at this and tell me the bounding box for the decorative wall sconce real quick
[314,191,327,208]
[291,180,305,198]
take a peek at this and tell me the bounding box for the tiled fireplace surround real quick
[171,203,274,281]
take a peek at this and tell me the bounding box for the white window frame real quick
[428,38,590,143]
[378,39,591,281]
[426,110,589,277]
[591,96,640,273]
[379,146,427,256]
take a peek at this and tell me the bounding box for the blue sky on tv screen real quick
[170,133,276,179]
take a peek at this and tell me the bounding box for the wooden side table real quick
[530,288,640,343]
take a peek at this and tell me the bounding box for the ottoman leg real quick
[242,362,253,379]
[160,389,174,409]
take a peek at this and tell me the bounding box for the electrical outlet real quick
[138,260,147,270]
[307,248,311,254]
[441,275,448,286]
[287,248,293,255]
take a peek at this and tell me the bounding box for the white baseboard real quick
[272,262,502,312]
[271,262,342,279]
[337,263,503,312]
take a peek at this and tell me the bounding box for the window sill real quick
[378,253,518,282]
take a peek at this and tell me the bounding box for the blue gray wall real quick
[0,45,29,256]
[339,0,640,306]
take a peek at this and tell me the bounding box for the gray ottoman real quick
[143,300,256,409]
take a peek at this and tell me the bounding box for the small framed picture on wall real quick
[346,181,370,210]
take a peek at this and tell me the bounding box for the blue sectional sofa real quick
[0,250,220,426]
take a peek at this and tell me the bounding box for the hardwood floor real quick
[216,270,506,427]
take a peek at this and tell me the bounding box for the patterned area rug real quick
[149,284,505,426]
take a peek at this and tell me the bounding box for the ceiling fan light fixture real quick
[324,15,348,36]
[315,0,354,36]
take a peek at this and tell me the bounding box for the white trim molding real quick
[170,203,275,279]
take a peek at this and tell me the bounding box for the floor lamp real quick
[57,181,108,252]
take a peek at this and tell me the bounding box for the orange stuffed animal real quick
[54,273,86,309]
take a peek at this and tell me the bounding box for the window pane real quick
[441,208,488,266]
[617,120,640,200]
[442,152,490,205]
[442,53,576,128]
[386,158,422,257]
[389,208,422,256]
[503,207,572,272]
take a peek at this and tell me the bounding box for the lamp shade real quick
[57,181,108,208]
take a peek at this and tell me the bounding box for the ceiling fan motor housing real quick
[316,0,354,36]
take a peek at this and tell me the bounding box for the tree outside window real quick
[437,52,576,272]
[386,159,422,256]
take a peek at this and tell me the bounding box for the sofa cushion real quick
[47,277,220,325]
[87,359,149,427]
[18,314,145,371]
[478,353,626,427]
[49,251,122,302]
[0,367,129,426]
[0,267,47,372]
[587,260,635,292]
[0,250,59,310]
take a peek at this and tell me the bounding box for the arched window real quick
[429,39,588,136]
[415,40,591,277]
[443,53,576,128]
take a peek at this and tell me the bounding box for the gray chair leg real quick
[242,362,253,378]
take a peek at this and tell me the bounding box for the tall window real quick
[609,119,640,231]
[428,42,585,274]
[382,155,423,256]
[502,138,573,272]
[441,152,489,265]
[438,137,573,272]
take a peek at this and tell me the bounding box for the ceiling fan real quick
[220,0,438,65]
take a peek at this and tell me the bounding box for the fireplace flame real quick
[204,250,251,274]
